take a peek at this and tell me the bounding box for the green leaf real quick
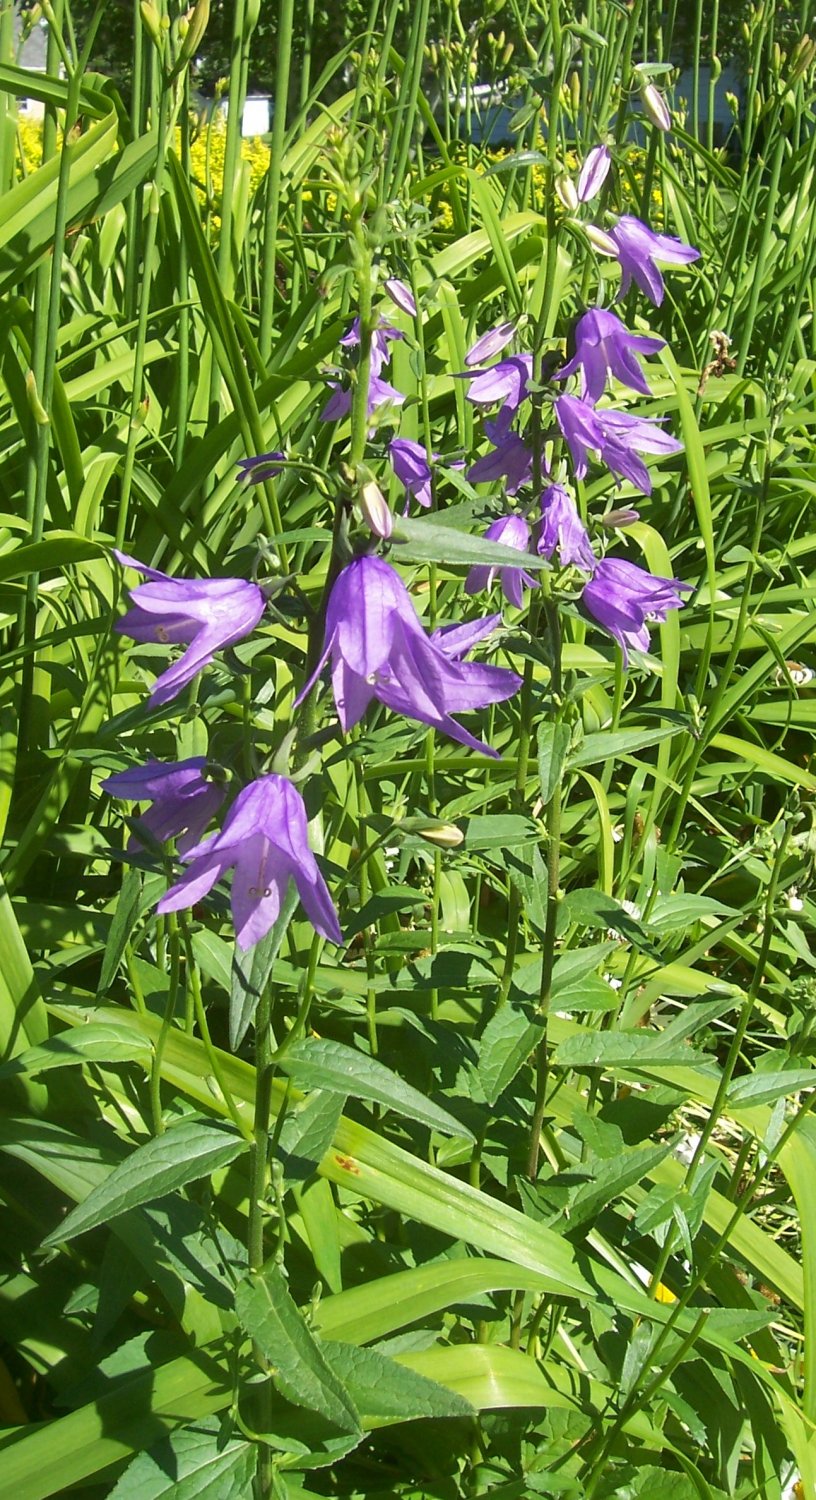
[234,1264,361,1435]
[277,1090,346,1182]
[390,514,547,570]
[478,1004,540,1105]
[278,1038,473,1139]
[0,1022,152,1078]
[538,721,571,804]
[554,1030,709,1069]
[108,1421,256,1499]
[569,723,681,768]
[229,881,299,1050]
[42,1120,247,1245]
[322,1341,473,1424]
[727,1070,816,1109]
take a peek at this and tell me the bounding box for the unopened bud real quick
[417,823,464,848]
[556,174,579,212]
[584,223,619,256]
[25,370,49,426]
[139,0,162,45]
[570,72,581,112]
[725,91,740,119]
[601,506,640,529]
[772,42,783,75]
[176,0,210,69]
[711,53,722,81]
[359,478,393,540]
[791,35,816,82]
[502,41,514,64]
[640,81,672,132]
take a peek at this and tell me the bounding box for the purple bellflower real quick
[465,321,516,367]
[431,613,502,658]
[577,145,611,203]
[467,427,532,496]
[236,450,285,483]
[610,216,700,306]
[465,513,538,609]
[157,774,342,951]
[537,486,597,572]
[582,557,692,663]
[295,554,522,757]
[555,395,681,494]
[556,309,664,404]
[103,758,225,855]
[114,552,265,708]
[465,354,532,413]
[389,437,432,509]
[321,317,405,423]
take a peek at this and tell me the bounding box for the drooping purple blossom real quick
[582,557,692,663]
[114,552,265,708]
[102,758,225,855]
[385,278,417,317]
[610,216,700,306]
[389,437,432,509]
[465,355,532,412]
[465,321,516,367]
[465,514,538,609]
[339,318,402,377]
[556,309,664,404]
[321,316,405,423]
[467,429,532,496]
[537,486,597,572]
[157,774,342,951]
[295,554,521,757]
[555,395,681,494]
[236,450,285,483]
[577,145,611,203]
[431,613,503,658]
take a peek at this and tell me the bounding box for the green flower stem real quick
[248,982,275,1499]
[259,0,295,360]
[178,920,251,1141]
[149,912,181,1135]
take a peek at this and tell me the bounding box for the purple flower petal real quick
[582,556,692,663]
[465,321,516,367]
[385,278,417,317]
[577,145,612,203]
[537,486,597,572]
[556,309,664,403]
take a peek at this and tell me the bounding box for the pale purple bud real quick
[577,145,612,203]
[585,224,620,257]
[556,175,579,212]
[601,506,641,529]
[640,82,672,132]
[359,478,393,540]
[385,278,417,317]
[465,322,516,368]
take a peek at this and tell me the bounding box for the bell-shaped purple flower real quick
[554,394,606,480]
[431,613,503,658]
[339,317,402,377]
[582,557,692,664]
[610,216,700,306]
[467,429,532,496]
[537,486,597,572]
[103,758,225,855]
[555,395,681,494]
[114,552,265,708]
[389,437,432,509]
[466,354,532,413]
[577,145,611,203]
[157,774,342,951]
[465,513,538,609]
[556,309,664,404]
[465,322,516,367]
[295,555,521,757]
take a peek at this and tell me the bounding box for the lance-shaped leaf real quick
[278,1037,473,1139]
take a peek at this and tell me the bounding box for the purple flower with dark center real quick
[295,554,521,757]
[582,557,692,663]
[465,514,538,609]
[610,216,700,306]
[389,437,432,509]
[236,450,285,483]
[465,322,516,367]
[467,428,532,496]
[556,309,664,404]
[103,758,225,855]
[114,552,266,708]
[577,145,611,203]
[537,486,597,572]
[385,278,417,317]
[157,774,342,951]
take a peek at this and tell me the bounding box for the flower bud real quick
[417,822,465,848]
[640,82,671,132]
[584,223,619,256]
[725,91,740,119]
[577,144,611,203]
[601,506,640,529]
[359,478,393,540]
[25,369,49,426]
[555,174,579,212]
[139,1,162,45]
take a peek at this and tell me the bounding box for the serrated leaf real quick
[727,1070,816,1109]
[648,892,739,934]
[554,1031,708,1070]
[234,1264,361,1435]
[391,514,547,570]
[478,1005,540,1105]
[0,1022,152,1078]
[569,724,680,768]
[229,880,298,1050]
[108,1420,255,1499]
[278,1038,472,1139]
[538,721,571,804]
[277,1089,346,1182]
[322,1341,473,1424]
[42,1120,247,1245]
